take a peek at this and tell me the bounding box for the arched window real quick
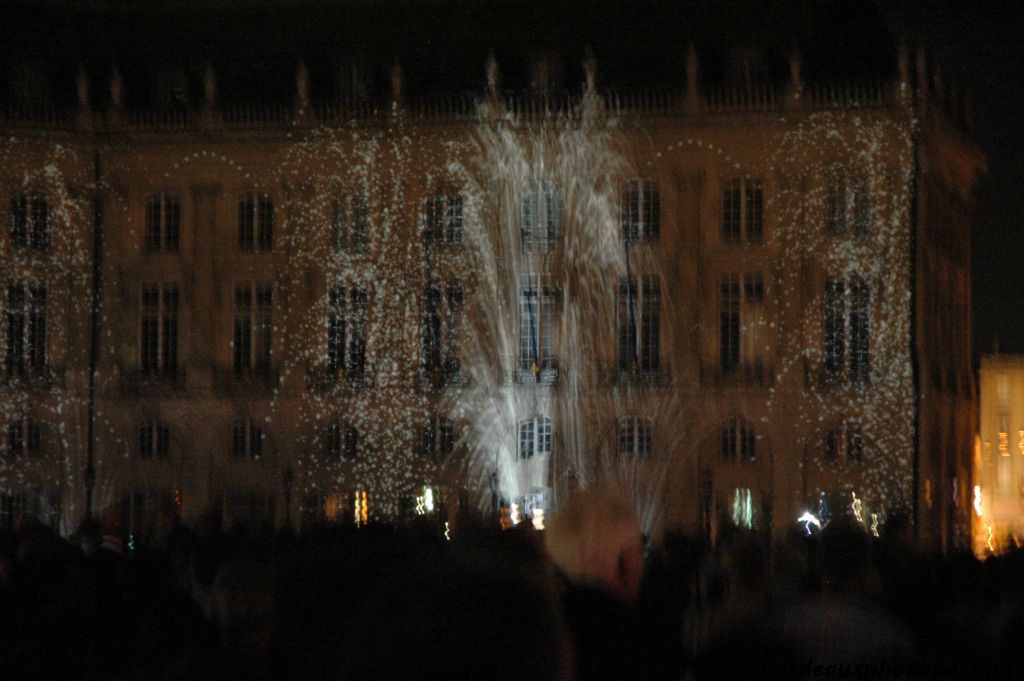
[720,415,755,465]
[144,193,181,253]
[518,416,552,460]
[618,417,652,458]
[238,192,273,252]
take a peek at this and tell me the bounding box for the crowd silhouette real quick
[1,490,1022,680]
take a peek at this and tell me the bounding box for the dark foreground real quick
[0,511,1021,680]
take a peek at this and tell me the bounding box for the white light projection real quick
[0,138,120,533]
[448,92,690,534]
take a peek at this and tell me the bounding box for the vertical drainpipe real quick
[85,150,103,518]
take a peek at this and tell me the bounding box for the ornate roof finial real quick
[296,60,310,109]
[110,66,123,109]
[203,62,217,107]
[390,57,403,105]
[584,46,597,93]
[486,52,500,99]
[685,44,699,114]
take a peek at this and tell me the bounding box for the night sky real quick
[2,0,1021,357]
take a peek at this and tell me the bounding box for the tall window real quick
[621,179,660,241]
[825,422,864,465]
[719,273,764,378]
[10,192,49,250]
[824,278,870,383]
[231,418,264,460]
[518,416,552,460]
[422,282,463,383]
[4,283,46,379]
[140,284,178,374]
[424,194,463,245]
[6,418,41,459]
[234,284,273,375]
[518,276,559,379]
[720,416,756,465]
[618,417,652,458]
[825,175,869,237]
[422,415,455,460]
[238,192,273,252]
[138,419,170,460]
[144,193,181,253]
[332,194,369,253]
[521,183,562,251]
[326,285,368,381]
[324,419,358,461]
[618,275,660,374]
[721,178,763,244]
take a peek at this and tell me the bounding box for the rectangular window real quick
[521,183,562,252]
[144,194,181,253]
[621,179,660,241]
[422,416,454,460]
[826,176,870,237]
[324,420,357,461]
[141,284,178,373]
[326,285,368,382]
[721,178,763,244]
[823,278,870,383]
[10,193,49,250]
[4,283,46,378]
[518,276,558,379]
[239,193,273,252]
[234,284,271,375]
[518,418,551,459]
[849,280,870,384]
[719,274,741,374]
[138,421,170,460]
[27,285,46,372]
[332,194,369,253]
[231,419,263,460]
[824,279,846,375]
[7,421,24,459]
[618,275,660,374]
[422,282,463,383]
[424,194,463,245]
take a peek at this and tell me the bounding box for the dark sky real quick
[1,0,1021,356]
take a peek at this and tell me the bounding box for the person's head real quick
[544,485,644,604]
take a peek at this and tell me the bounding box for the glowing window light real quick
[973,485,984,518]
[798,511,821,535]
[354,489,368,526]
[510,502,521,526]
[851,491,864,526]
[999,432,1010,457]
[732,487,753,529]
[424,486,435,513]
[1018,430,1024,456]
[531,507,545,531]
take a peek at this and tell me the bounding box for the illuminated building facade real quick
[975,356,1024,554]
[0,5,983,548]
